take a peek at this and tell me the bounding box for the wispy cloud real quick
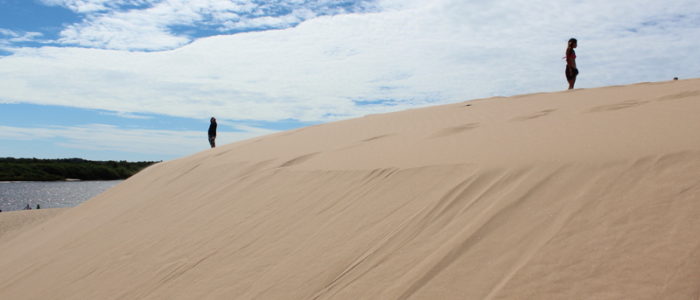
[98,111,153,120]
[0,29,44,47]
[40,0,152,13]
[35,0,377,50]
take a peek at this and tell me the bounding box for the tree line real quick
[0,158,159,181]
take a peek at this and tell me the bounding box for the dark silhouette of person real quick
[24,204,31,210]
[208,117,217,148]
[37,204,40,209]
[565,38,578,90]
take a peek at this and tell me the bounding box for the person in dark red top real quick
[208,117,217,148]
[565,38,578,90]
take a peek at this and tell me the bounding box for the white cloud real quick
[40,0,152,13]
[0,124,277,157]
[38,0,376,50]
[0,29,17,37]
[98,111,152,119]
[1,0,699,123]
[0,29,44,44]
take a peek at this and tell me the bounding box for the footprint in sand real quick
[279,152,319,168]
[361,134,395,142]
[511,109,556,121]
[587,100,648,113]
[656,90,700,102]
[431,123,480,138]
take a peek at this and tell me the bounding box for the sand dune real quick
[0,208,67,241]
[1,79,699,299]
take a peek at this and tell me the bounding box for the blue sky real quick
[1,0,699,161]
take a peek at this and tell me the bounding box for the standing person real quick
[565,38,578,90]
[208,117,217,148]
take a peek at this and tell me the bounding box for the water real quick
[0,181,122,212]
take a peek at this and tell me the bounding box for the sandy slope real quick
[0,208,67,241]
[1,79,699,299]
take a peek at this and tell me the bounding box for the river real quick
[0,180,122,212]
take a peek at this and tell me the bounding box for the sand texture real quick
[1,79,700,299]
[0,208,67,241]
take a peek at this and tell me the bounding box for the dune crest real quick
[1,79,700,299]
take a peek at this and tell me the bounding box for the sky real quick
[1,0,699,162]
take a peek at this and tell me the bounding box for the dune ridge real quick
[0,79,699,299]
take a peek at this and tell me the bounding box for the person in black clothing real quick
[565,38,578,90]
[208,117,217,148]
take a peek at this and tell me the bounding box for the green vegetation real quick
[0,158,159,181]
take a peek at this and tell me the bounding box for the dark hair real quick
[568,38,577,45]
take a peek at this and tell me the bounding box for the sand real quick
[1,79,699,299]
[0,208,67,241]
